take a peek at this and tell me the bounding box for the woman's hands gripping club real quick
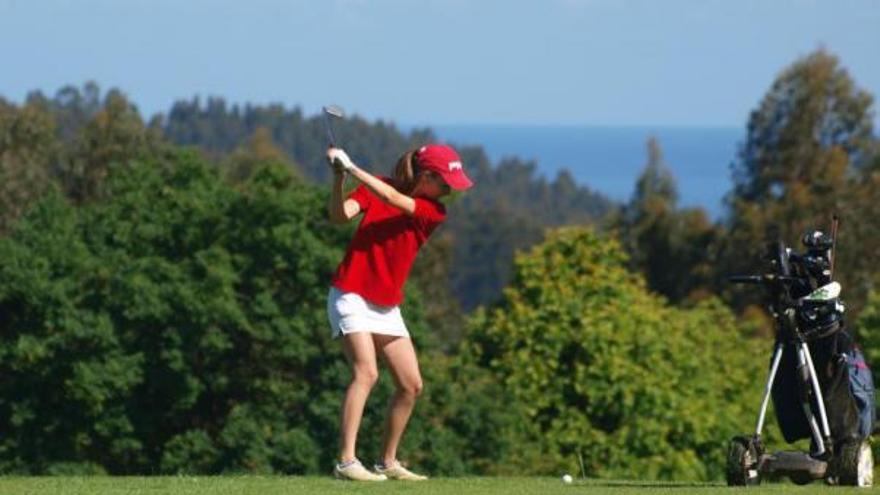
[327,147,356,175]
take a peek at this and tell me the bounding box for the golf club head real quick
[321,104,345,148]
[323,104,345,118]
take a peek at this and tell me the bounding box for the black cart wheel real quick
[726,436,761,486]
[836,440,873,487]
[789,472,814,485]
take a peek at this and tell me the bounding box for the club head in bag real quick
[322,104,345,147]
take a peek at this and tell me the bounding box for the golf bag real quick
[772,329,875,445]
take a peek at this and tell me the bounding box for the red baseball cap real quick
[416,144,474,190]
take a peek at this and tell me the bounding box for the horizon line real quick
[402,122,745,130]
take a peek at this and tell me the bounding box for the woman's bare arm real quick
[347,166,416,215]
[328,172,362,223]
[328,148,416,215]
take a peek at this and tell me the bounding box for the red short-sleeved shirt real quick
[332,179,446,307]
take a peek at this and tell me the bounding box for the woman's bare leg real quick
[339,332,379,462]
[374,334,423,465]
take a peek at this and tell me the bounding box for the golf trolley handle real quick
[728,274,803,285]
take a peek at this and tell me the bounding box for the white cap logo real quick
[449,160,462,171]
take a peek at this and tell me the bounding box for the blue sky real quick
[1,0,877,127]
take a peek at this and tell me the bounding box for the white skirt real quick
[326,287,409,339]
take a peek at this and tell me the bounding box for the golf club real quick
[322,104,345,147]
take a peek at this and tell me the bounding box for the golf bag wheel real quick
[726,437,761,486]
[789,472,814,485]
[836,440,873,487]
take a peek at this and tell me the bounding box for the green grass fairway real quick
[0,476,868,495]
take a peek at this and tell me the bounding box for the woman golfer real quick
[325,144,473,481]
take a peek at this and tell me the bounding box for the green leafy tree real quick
[837,146,880,319]
[613,137,717,304]
[60,90,161,202]
[617,137,679,290]
[25,82,103,144]
[407,233,467,353]
[466,227,767,480]
[446,147,614,310]
[0,101,59,232]
[0,150,345,473]
[223,126,301,183]
[0,147,513,475]
[158,97,434,182]
[721,48,875,313]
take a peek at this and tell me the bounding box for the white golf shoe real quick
[334,459,387,481]
[374,460,428,481]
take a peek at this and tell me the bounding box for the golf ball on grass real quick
[562,474,573,484]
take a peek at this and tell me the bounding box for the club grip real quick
[727,275,763,284]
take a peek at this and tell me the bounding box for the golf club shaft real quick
[829,214,839,278]
[322,113,338,147]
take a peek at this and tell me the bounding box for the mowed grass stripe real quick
[0,476,851,495]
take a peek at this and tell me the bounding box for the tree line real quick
[0,153,773,477]
[1,47,880,477]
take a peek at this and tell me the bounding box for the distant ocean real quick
[427,125,744,219]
